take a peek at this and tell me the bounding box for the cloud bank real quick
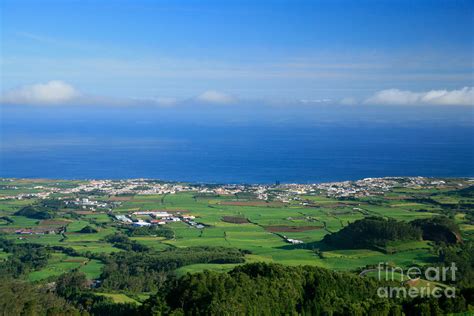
[1,80,80,105]
[195,90,236,104]
[364,87,473,106]
[2,80,472,107]
[0,81,238,107]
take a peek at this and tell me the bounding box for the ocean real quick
[1,105,473,183]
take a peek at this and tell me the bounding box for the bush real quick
[79,225,99,233]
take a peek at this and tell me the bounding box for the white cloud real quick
[339,97,358,105]
[1,82,240,107]
[1,80,80,105]
[365,87,474,106]
[152,97,179,106]
[299,98,332,104]
[195,90,236,104]
[128,97,179,107]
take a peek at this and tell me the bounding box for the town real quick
[0,176,461,204]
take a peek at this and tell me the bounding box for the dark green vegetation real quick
[322,217,422,250]
[412,217,462,244]
[100,246,245,292]
[3,262,470,315]
[15,205,53,219]
[438,242,474,290]
[126,225,174,239]
[142,263,470,315]
[79,225,99,233]
[0,178,473,315]
[13,199,75,220]
[322,216,461,250]
[104,233,151,252]
[0,239,50,277]
[0,279,81,315]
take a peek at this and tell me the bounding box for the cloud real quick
[195,90,236,104]
[1,82,240,107]
[339,97,358,105]
[365,87,474,106]
[129,97,179,107]
[1,80,80,105]
[152,97,179,106]
[299,98,332,104]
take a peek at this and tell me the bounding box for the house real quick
[132,220,151,227]
[115,215,132,223]
[132,211,170,217]
[286,238,303,244]
[15,229,33,235]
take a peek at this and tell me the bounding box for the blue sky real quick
[1,0,473,182]
[0,0,473,105]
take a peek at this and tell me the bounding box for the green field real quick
[95,293,141,304]
[28,253,103,282]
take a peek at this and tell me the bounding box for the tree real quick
[79,225,99,234]
[56,270,89,300]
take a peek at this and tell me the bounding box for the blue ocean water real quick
[1,105,473,183]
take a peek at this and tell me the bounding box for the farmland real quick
[0,177,473,304]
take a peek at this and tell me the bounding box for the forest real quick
[0,232,472,315]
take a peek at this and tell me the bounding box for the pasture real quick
[0,178,471,285]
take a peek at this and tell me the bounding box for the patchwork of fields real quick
[0,178,473,301]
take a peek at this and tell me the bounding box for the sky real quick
[0,0,473,182]
[0,0,473,107]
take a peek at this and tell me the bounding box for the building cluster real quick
[0,177,464,204]
[64,198,109,210]
[0,191,52,200]
[14,226,64,236]
[115,211,203,228]
[59,180,195,196]
[312,177,449,198]
[248,177,452,200]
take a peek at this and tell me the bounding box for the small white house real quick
[133,220,152,227]
[287,238,303,244]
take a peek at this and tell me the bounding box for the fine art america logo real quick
[360,262,457,298]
